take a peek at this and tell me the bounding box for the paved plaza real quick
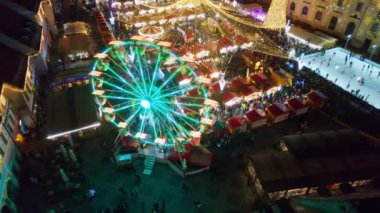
[16,108,345,212]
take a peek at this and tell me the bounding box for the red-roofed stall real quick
[246,109,267,129]
[193,43,209,59]
[266,103,290,124]
[306,90,328,110]
[227,117,247,134]
[286,97,309,116]
[218,37,233,54]
[234,35,252,49]
[249,73,268,84]
[230,77,248,91]
[222,92,241,106]
[240,85,261,101]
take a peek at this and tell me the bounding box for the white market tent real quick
[288,26,337,49]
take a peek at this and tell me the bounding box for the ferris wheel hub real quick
[141,99,151,109]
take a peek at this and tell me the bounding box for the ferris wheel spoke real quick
[134,47,149,94]
[141,49,153,87]
[125,106,142,125]
[152,107,185,138]
[177,105,202,116]
[151,65,183,97]
[99,95,136,101]
[139,108,149,135]
[114,51,146,95]
[150,114,158,139]
[154,102,199,125]
[153,85,197,100]
[149,52,162,96]
[102,79,140,98]
[113,102,136,113]
[100,62,142,96]
[155,100,204,108]
[154,105,188,134]
[157,82,195,97]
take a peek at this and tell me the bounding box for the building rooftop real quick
[0,45,28,90]
[0,4,42,54]
[251,130,380,193]
[10,0,41,13]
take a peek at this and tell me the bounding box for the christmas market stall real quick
[222,92,241,107]
[286,97,308,116]
[246,109,267,129]
[227,116,247,134]
[305,90,328,110]
[266,103,290,124]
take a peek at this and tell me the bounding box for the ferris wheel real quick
[90,41,211,148]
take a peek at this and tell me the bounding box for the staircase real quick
[143,155,156,175]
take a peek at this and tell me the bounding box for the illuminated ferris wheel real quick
[90,41,211,148]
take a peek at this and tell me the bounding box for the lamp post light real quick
[345,34,352,49]
[370,45,377,60]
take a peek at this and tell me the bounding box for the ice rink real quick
[297,47,380,109]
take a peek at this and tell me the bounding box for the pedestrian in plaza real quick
[193,200,202,209]
[369,70,373,76]
[377,71,380,78]
[334,78,338,83]
[123,201,129,211]
[119,187,126,195]
[345,55,348,64]
[153,202,160,212]
[350,61,353,68]
[325,73,329,79]
[182,182,188,193]
[346,83,350,89]
[134,174,141,186]
[160,199,166,213]
[362,65,365,71]
[87,188,96,202]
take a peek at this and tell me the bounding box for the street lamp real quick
[345,34,352,49]
[370,45,377,60]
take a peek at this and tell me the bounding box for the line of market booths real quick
[206,74,328,135]
[174,60,329,136]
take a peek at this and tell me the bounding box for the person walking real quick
[160,199,166,213]
[182,182,188,193]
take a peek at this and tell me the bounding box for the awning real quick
[288,26,337,49]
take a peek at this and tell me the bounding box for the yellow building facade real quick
[287,0,380,54]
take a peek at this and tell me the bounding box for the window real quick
[370,23,379,32]
[345,22,356,35]
[0,132,7,145]
[290,2,296,11]
[315,11,323,21]
[302,6,308,15]
[356,2,363,12]
[337,0,343,6]
[328,17,338,30]
[302,7,309,15]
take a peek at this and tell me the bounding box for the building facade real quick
[0,93,22,213]
[287,0,380,54]
[0,1,57,211]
